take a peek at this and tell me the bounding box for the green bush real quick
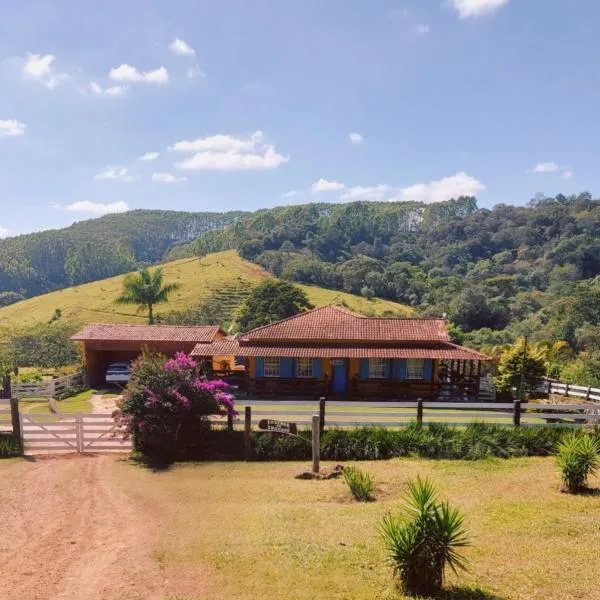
[342,466,375,501]
[55,384,88,400]
[381,477,470,596]
[556,432,600,492]
[0,433,21,458]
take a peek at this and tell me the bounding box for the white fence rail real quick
[13,371,84,399]
[546,381,600,402]
[224,399,600,429]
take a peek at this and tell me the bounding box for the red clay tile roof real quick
[191,339,490,361]
[71,323,223,343]
[241,306,449,343]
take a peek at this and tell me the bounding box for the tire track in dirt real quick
[0,455,168,600]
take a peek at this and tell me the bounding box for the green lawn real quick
[112,456,600,599]
[0,250,411,330]
[25,389,95,415]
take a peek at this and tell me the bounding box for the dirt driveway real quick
[0,455,207,600]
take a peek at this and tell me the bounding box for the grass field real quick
[0,250,411,330]
[111,456,600,599]
[19,389,96,415]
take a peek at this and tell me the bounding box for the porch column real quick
[475,360,482,398]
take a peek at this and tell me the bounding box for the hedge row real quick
[200,423,600,462]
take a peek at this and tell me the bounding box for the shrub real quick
[381,477,470,596]
[0,433,21,458]
[55,384,88,400]
[342,466,375,501]
[113,351,237,459]
[556,432,600,492]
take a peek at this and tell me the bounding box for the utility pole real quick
[519,336,528,402]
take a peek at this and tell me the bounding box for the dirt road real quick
[0,455,199,600]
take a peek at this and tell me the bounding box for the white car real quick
[105,361,132,385]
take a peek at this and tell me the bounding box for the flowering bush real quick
[113,351,237,457]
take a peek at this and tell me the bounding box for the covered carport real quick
[71,324,225,387]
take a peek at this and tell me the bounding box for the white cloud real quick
[533,162,560,173]
[109,64,169,84]
[398,172,485,203]
[171,131,265,153]
[312,178,346,193]
[451,0,510,19]
[342,184,392,202]
[187,64,206,79]
[282,190,298,198]
[53,201,130,214]
[349,132,364,145]
[172,131,288,171]
[93,166,138,182]
[415,24,431,35]
[0,119,26,137]
[169,38,196,56]
[89,81,128,97]
[0,226,9,238]
[562,170,574,180]
[139,152,159,161]
[23,53,70,89]
[152,172,186,183]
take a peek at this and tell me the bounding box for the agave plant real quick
[381,477,470,596]
[342,466,375,502]
[556,433,600,493]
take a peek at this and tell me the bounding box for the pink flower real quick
[169,387,191,409]
[215,391,238,417]
[193,378,230,393]
[165,352,197,372]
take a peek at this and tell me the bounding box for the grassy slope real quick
[0,250,411,329]
[111,456,600,600]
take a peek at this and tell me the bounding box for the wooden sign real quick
[258,419,298,435]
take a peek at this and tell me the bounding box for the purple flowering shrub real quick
[113,351,237,456]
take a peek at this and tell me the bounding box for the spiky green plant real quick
[381,477,470,596]
[342,466,375,502]
[556,433,600,493]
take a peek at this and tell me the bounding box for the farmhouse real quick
[191,306,491,400]
[71,323,226,387]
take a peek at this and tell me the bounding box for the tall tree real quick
[236,278,314,331]
[115,268,181,324]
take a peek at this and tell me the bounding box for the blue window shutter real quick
[280,358,294,378]
[312,358,322,379]
[385,359,391,379]
[359,359,369,380]
[423,359,433,382]
[255,357,265,378]
[393,359,406,380]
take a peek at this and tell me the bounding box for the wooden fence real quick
[545,381,600,402]
[12,371,84,399]
[224,399,600,430]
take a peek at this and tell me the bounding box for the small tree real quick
[556,433,600,493]
[113,351,236,458]
[494,339,546,399]
[236,278,314,331]
[115,268,180,324]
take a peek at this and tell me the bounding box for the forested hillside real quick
[0,209,246,301]
[183,193,600,354]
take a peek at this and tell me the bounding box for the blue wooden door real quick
[332,359,348,395]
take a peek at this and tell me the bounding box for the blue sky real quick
[0,0,598,237]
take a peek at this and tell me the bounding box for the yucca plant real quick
[556,432,600,493]
[381,477,470,596]
[342,465,375,502]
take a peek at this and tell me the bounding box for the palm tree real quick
[115,268,180,324]
[535,340,571,379]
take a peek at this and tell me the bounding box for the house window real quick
[406,358,425,380]
[296,358,313,378]
[264,357,280,378]
[368,358,387,379]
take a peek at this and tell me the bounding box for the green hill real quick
[0,250,412,330]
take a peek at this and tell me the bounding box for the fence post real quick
[565,384,570,398]
[10,396,23,454]
[227,411,234,432]
[244,406,252,461]
[513,400,521,427]
[416,398,423,426]
[76,413,83,453]
[312,414,320,474]
[586,386,592,401]
[319,396,326,431]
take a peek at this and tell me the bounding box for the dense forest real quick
[180,193,600,361]
[0,209,246,300]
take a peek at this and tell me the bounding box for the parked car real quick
[105,361,132,385]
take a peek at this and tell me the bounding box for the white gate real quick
[20,412,132,454]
